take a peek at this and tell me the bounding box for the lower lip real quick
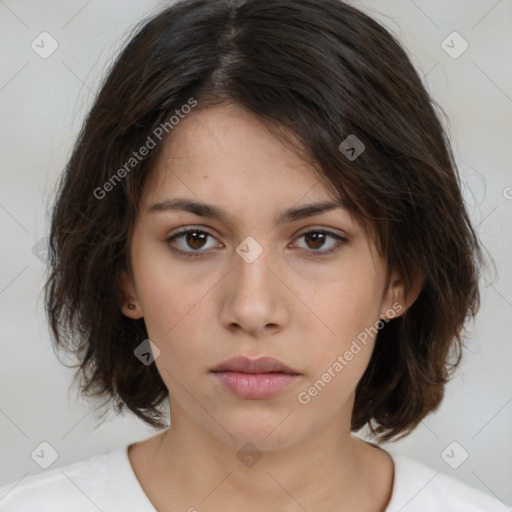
[212,371,301,399]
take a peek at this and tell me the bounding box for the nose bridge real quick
[233,234,276,292]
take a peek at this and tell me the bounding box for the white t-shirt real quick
[0,445,508,511]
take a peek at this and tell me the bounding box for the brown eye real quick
[184,231,208,249]
[166,228,221,258]
[166,227,348,260]
[294,229,349,256]
[304,231,327,250]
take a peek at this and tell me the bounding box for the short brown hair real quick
[45,0,482,441]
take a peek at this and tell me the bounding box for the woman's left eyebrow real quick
[147,197,347,227]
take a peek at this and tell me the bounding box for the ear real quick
[119,269,143,319]
[380,268,422,320]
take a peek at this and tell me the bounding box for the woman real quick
[0,0,507,510]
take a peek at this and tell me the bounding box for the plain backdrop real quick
[1,0,511,506]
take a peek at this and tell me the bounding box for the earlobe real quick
[123,301,142,319]
[119,270,143,319]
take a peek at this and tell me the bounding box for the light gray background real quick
[1,0,511,507]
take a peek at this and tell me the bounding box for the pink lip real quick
[211,356,299,374]
[211,356,301,400]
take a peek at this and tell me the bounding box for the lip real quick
[211,356,300,374]
[211,356,301,400]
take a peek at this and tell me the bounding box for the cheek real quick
[132,255,217,379]
[299,263,384,389]
[295,318,377,416]
[139,281,211,366]
[293,338,374,432]
[132,236,197,333]
[314,270,383,344]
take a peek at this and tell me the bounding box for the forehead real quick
[141,103,335,206]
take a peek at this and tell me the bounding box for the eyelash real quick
[165,228,349,260]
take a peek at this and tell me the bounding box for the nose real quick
[219,239,289,337]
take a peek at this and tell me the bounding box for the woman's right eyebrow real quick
[146,197,348,228]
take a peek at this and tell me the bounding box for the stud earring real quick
[128,303,136,310]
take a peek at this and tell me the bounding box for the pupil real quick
[306,232,324,249]
[187,231,206,249]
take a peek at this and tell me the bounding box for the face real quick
[120,102,406,451]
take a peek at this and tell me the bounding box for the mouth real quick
[210,356,301,399]
[210,356,300,375]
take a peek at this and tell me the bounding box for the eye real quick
[166,228,221,258]
[165,227,349,259]
[292,229,349,256]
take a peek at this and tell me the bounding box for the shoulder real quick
[0,449,112,512]
[0,445,154,512]
[386,454,510,512]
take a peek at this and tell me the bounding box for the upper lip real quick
[211,356,300,374]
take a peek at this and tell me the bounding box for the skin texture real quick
[120,102,420,511]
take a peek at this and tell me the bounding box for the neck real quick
[131,411,394,512]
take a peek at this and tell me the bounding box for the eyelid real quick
[292,225,350,240]
[165,225,350,259]
[166,224,349,241]
[166,225,224,245]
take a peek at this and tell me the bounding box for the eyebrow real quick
[147,198,348,226]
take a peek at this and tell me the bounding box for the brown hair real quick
[45,0,482,441]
